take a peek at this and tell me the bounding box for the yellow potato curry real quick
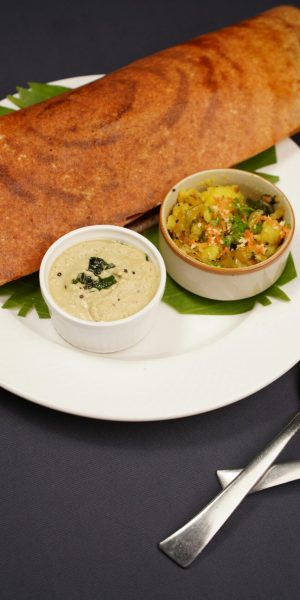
[167,184,290,268]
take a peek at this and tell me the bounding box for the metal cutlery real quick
[217,461,300,493]
[159,411,300,568]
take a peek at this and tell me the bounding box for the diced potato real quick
[190,222,202,240]
[264,243,277,258]
[167,214,176,231]
[248,210,263,229]
[234,247,253,265]
[172,205,181,218]
[180,203,190,213]
[185,205,203,228]
[178,189,197,202]
[200,245,220,262]
[271,206,284,220]
[255,253,268,263]
[261,221,281,245]
[200,185,243,205]
[219,254,236,268]
[203,207,212,223]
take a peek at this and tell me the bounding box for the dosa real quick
[0,5,300,284]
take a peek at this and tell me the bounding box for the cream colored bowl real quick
[159,169,295,301]
[40,225,166,353]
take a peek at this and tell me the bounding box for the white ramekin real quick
[159,169,295,301]
[39,225,166,353]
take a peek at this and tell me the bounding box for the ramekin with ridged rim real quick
[39,225,166,353]
[159,169,295,301]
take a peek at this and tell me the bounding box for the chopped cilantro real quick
[223,236,232,248]
[229,216,248,243]
[253,223,263,234]
[232,198,252,220]
[210,217,221,226]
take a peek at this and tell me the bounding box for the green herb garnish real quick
[95,275,117,289]
[253,223,263,234]
[232,198,252,220]
[223,236,233,248]
[72,257,117,291]
[72,273,117,291]
[229,216,248,244]
[246,196,275,215]
[210,217,221,226]
[88,256,115,275]
[71,257,116,289]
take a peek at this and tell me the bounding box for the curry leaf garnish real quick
[246,196,275,215]
[72,272,117,290]
[94,275,117,290]
[72,273,117,290]
[72,273,94,287]
[143,226,297,315]
[72,256,117,290]
[88,256,115,275]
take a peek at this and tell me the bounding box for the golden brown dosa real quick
[0,5,300,284]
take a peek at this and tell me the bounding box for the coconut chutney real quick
[49,239,160,321]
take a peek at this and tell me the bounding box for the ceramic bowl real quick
[39,225,166,353]
[159,169,295,301]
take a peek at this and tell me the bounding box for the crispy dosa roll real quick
[0,5,300,284]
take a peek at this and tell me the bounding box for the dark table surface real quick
[1,1,300,598]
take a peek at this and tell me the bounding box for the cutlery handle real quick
[217,461,300,493]
[159,411,300,567]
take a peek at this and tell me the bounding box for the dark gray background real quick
[1,1,300,598]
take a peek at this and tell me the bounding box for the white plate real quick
[0,75,299,421]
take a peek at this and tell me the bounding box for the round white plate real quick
[0,75,299,421]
